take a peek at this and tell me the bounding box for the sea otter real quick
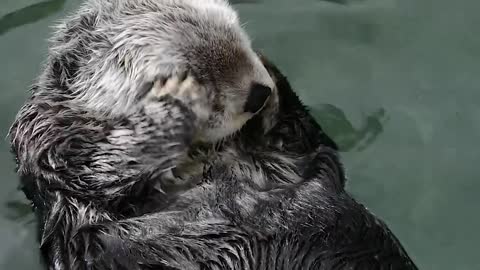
[9,0,417,269]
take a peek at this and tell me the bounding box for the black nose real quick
[244,83,272,113]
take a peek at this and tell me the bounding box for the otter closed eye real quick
[244,83,272,114]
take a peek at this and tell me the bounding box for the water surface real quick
[1,0,479,269]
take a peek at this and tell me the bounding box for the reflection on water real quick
[4,200,34,224]
[0,0,66,35]
[319,0,366,4]
[311,105,387,152]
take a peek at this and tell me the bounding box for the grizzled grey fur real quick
[9,0,418,269]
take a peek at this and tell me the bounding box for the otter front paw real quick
[148,73,212,124]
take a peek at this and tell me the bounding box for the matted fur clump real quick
[9,0,417,269]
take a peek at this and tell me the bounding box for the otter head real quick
[49,0,274,142]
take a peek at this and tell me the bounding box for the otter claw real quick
[147,72,211,124]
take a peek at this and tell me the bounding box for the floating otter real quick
[9,0,417,269]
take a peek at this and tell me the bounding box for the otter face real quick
[190,46,276,142]
[171,2,276,142]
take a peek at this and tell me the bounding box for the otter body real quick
[9,0,417,269]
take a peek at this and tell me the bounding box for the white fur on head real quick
[44,0,274,141]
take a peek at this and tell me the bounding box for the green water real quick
[1,0,479,269]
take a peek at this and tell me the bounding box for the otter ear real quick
[244,83,271,113]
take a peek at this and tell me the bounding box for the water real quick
[1,0,478,269]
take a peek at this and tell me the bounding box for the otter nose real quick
[244,83,272,114]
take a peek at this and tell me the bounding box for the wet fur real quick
[9,0,417,269]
